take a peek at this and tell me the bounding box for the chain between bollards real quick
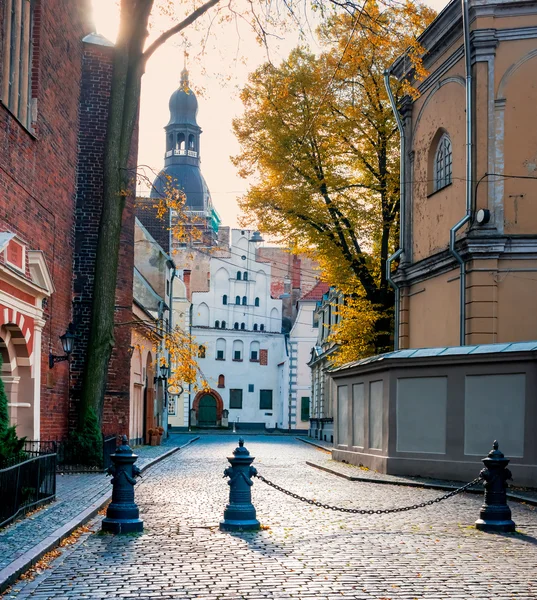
[220,439,515,532]
[254,473,483,515]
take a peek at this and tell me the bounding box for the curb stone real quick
[0,436,200,594]
[306,460,537,506]
[296,437,332,453]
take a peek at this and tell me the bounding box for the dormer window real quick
[433,133,452,192]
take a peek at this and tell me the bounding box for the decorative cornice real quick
[395,235,537,286]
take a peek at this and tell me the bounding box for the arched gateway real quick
[192,389,224,427]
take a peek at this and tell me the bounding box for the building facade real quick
[390,0,537,348]
[307,283,337,442]
[329,0,537,486]
[190,229,287,429]
[0,1,138,441]
[286,284,325,431]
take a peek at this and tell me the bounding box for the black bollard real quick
[475,440,516,533]
[220,438,260,531]
[102,435,143,534]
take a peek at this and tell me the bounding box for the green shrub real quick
[65,408,103,467]
[0,356,26,467]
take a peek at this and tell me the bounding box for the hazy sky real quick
[92,0,448,229]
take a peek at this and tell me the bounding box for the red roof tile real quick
[300,281,330,301]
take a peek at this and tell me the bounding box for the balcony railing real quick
[165,149,198,158]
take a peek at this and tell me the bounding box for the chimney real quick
[183,269,192,301]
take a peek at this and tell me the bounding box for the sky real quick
[92,0,448,229]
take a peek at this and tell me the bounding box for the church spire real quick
[180,48,189,89]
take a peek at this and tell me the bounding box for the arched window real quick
[253,324,258,331]
[250,341,260,362]
[260,324,265,331]
[234,322,239,330]
[167,133,173,151]
[218,374,225,388]
[216,338,226,360]
[243,272,248,281]
[237,271,242,280]
[176,133,185,151]
[188,134,195,150]
[235,295,240,305]
[233,340,244,361]
[221,321,226,329]
[242,296,247,306]
[222,295,227,305]
[215,320,220,328]
[254,297,260,307]
[433,133,452,192]
[240,322,246,330]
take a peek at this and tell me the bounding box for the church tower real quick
[147,66,220,248]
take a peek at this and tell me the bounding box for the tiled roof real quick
[300,281,330,301]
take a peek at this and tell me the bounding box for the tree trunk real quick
[78,12,143,430]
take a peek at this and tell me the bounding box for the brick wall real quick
[71,37,138,437]
[0,0,92,440]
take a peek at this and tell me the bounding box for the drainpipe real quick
[449,0,473,346]
[384,68,406,351]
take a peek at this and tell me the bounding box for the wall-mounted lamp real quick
[155,363,169,383]
[49,323,76,369]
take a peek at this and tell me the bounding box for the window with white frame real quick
[433,133,452,192]
[216,338,226,360]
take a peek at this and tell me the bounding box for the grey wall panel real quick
[337,385,349,445]
[465,374,525,458]
[369,380,383,450]
[396,377,447,453]
[352,383,365,447]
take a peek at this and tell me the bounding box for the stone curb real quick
[0,436,200,594]
[296,437,332,452]
[306,461,537,506]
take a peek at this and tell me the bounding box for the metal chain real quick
[254,474,483,515]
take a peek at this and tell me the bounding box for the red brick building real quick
[0,1,136,440]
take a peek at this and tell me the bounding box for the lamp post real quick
[155,363,168,428]
[49,323,76,369]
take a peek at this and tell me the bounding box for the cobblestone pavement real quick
[0,435,197,572]
[5,436,537,600]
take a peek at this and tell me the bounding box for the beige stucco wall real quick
[411,72,466,262]
[407,270,459,348]
[398,2,537,349]
[129,305,156,444]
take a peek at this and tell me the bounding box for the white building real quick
[286,282,329,431]
[190,229,287,429]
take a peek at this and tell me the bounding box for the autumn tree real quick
[233,1,434,360]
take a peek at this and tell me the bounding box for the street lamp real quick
[49,323,76,369]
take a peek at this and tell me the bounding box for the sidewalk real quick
[297,437,537,505]
[0,434,198,593]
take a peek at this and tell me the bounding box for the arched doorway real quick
[198,394,217,426]
[192,389,224,428]
[0,322,34,439]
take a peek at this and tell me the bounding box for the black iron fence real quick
[54,434,118,473]
[0,451,57,529]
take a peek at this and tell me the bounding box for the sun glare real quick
[91,0,120,43]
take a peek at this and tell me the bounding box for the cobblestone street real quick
[5,436,537,600]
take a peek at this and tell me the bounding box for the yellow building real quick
[389,0,537,348]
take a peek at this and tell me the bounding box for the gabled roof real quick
[300,281,330,301]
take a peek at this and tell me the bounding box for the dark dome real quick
[150,163,210,210]
[167,68,198,127]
